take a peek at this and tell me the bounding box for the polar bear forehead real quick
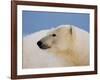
[57,25,72,31]
[51,25,72,33]
[46,25,73,35]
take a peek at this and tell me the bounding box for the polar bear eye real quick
[52,34,56,37]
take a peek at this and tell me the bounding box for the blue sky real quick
[22,11,90,37]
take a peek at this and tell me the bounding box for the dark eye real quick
[52,34,56,37]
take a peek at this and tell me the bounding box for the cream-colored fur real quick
[23,25,89,68]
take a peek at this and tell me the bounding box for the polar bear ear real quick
[70,26,72,35]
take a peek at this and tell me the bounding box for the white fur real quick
[23,25,89,68]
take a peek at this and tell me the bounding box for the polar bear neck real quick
[49,48,80,66]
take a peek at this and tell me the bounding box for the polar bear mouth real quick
[37,41,50,49]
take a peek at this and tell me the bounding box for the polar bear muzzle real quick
[37,41,50,49]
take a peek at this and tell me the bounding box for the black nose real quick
[37,41,42,46]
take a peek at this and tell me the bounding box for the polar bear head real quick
[37,25,73,52]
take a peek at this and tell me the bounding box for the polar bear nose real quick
[37,41,50,49]
[37,41,43,46]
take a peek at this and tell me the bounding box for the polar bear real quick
[23,25,89,68]
[37,25,89,66]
